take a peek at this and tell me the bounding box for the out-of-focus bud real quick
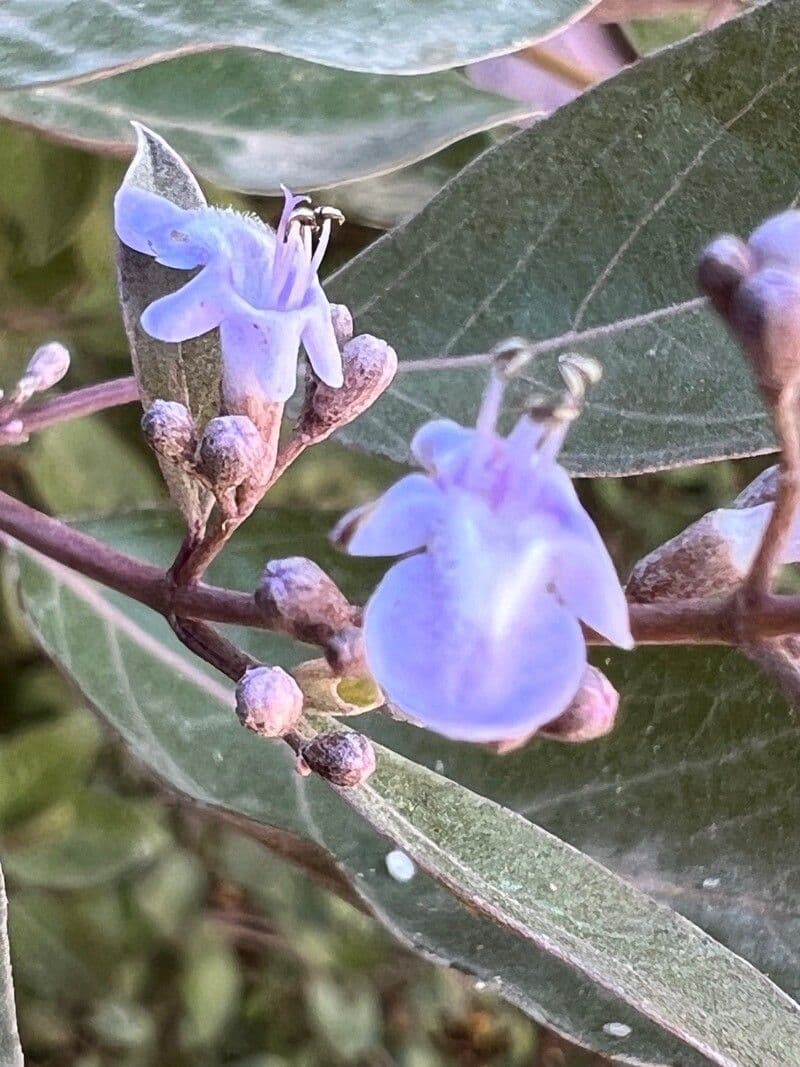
[296,730,376,786]
[291,657,383,717]
[12,342,71,406]
[330,303,354,348]
[325,624,367,676]
[539,665,619,743]
[732,464,778,509]
[141,400,196,466]
[697,235,754,319]
[255,557,357,645]
[699,212,800,403]
[235,666,303,737]
[297,334,398,443]
[197,415,264,491]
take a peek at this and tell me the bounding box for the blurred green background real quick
[0,117,770,1067]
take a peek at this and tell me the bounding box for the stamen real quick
[491,337,537,380]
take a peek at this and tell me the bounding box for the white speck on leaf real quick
[603,1022,632,1038]
[386,850,416,883]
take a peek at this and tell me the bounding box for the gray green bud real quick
[255,556,356,645]
[198,415,264,490]
[296,730,376,786]
[539,666,619,743]
[141,400,196,465]
[299,334,397,443]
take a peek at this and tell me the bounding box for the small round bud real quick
[141,400,196,465]
[298,334,398,442]
[21,342,71,395]
[747,210,800,273]
[296,730,376,786]
[539,666,619,743]
[697,235,754,318]
[330,304,354,348]
[255,557,356,644]
[325,625,367,677]
[235,666,303,737]
[198,415,264,490]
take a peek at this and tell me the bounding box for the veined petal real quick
[343,473,443,557]
[220,311,302,405]
[364,553,586,742]
[114,185,207,269]
[301,283,343,388]
[140,266,231,342]
[411,419,475,472]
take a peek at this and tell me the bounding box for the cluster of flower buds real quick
[233,664,377,786]
[698,211,800,405]
[0,342,71,443]
[141,401,268,510]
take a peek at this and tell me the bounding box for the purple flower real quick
[336,383,633,743]
[115,176,343,405]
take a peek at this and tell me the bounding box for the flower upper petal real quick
[140,266,233,342]
[114,185,209,270]
[364,552,586,742]
[344,473,443,557]
[411,419,475,472]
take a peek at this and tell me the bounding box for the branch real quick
[11,376,139,436]
[4,486,800,647]
[741,382,800,602]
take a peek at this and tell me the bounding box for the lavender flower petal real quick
[141,267,233,342]
[344,474,443,556]
[365,553,586,742]
[411,419,475,472]
[301,283,345,388]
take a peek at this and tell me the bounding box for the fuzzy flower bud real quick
[8,342,71,408]
[141,400,196,466]
[255,557,357,647]
[197,415,264,491]
[296,730,376,786]
[298,334,398,443]
[235,666,303,737]
[699,212,800,402]
[539,665,619,743]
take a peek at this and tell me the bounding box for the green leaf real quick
[0,713,102,828]
[0,53,530,195]
[26,416,164,516]
[0,124,96,268]
[2,793,168,890]
[1,0,591,86]
[8,508,800,1063]
[319,136,500,231]
[116,123,220,533]
[329,2,799,476]
[0,864,23,1067]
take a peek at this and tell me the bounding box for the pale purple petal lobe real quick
[301,285,344,388]
[140,267,231,342]
[345,474,442,556]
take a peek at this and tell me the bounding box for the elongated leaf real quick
[0,53,530,194]
[0,865,23,1067]
[8,509,800,1063]
[117,123,220,533]
[1,0,591,86]
[329,2,798,475]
